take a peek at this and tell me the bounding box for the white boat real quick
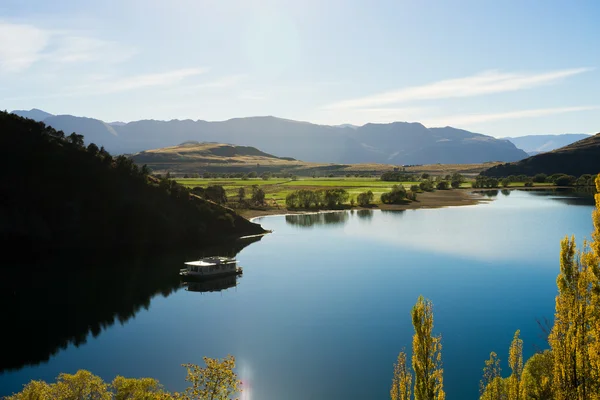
[180,256,242,279]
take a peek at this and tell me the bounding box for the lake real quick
[0,189,596,399]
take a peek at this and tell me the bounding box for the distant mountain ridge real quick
[482,132,600,177]
[10,109,528,164]
[503,134,591,155]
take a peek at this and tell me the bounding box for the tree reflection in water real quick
[0,236,262,373]
[285,212,350,227]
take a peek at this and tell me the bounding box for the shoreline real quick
[243,189,489,221]
[242,186,588,221]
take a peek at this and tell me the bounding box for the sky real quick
[1,0,600,137]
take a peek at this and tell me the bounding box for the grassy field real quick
[175,176,551,206]
[176,177,422,204]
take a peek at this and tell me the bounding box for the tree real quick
[507,330,523,400]
[181,355,241,400]
[411,296,445,400]
[521,350,554,400]
[237,187,246,204]
[251,185,265,206]
[436,181,449,190]
[381,185,408,204]
[87,143,99,155]
[391,350,412,400]
[67,132,85,147]
[51,370,111,399]
[479,352,506,400]
[324,188,349,207]
[533,174,547,183]
[112,376,164,399]
[554,175,576,186]
[419,180,434,192]
[286,192,299,208]
[357,190,374,206]
[501,178,511,188]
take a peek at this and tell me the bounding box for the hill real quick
[503,133,591,155]
[482,132,600,177]
[0,112,264,253]
[11,109,528,164]
[11,108,54,122]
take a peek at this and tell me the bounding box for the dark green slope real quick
[0,112,264,253]
[482,132,600,177]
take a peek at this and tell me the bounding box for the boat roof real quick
[184,257,236,267]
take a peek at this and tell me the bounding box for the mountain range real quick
[11,109,529,164]
[483,132,600,177]
[501,134,591,155]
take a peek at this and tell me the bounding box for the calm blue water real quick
[0,190,596,399]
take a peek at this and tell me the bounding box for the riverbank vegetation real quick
[6,356,240,400]
[390,174,600,400]
[0,112,263,254]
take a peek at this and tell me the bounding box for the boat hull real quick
[179,267,243,281]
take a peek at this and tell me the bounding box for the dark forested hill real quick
[482,132,600,177]
[12,109,528,164]
[0,112,264,254]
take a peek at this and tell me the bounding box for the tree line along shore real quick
[172,171,595,218]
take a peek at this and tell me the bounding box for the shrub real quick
[381,185,407,204]
[357,190,374,206]
[436,181,449,190]
[419,180,434,192]
[554,175,576,186]
[533,173,547,183]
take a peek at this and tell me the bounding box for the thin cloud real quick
[425,105,600,127]
[75,68,209,94]
[324,68,593,110]
[238,91,266,100]
[0,22,49,72]
[194,74,248,89]
[0,21,136,73]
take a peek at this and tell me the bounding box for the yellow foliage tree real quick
[180,355,241,400]
[411,296,445,400]
[7,356,241,400]
[390,296,444,400]
[111,376,165,399]
[507,330,523,400]
[391,350,412,400]
[479,351,506,400]
[547,174,600,400]
[521,350,553,400]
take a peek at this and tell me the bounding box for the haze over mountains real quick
[11,109,531,164]
[502,134,591,155]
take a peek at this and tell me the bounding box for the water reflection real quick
[285,212,349,227]
[0,237,261,373]
[479,190,499,197]
[356,209,374,220]
[181,275,239,293]
[519,189,595,206]
[501,189,511,196]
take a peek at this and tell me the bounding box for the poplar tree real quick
[411,296,445,400]
[479,352,506,400]
[391,351,412,400]
[507,330,523,400]
[548,174,600,400]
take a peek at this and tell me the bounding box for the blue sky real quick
[1,0,599,137]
